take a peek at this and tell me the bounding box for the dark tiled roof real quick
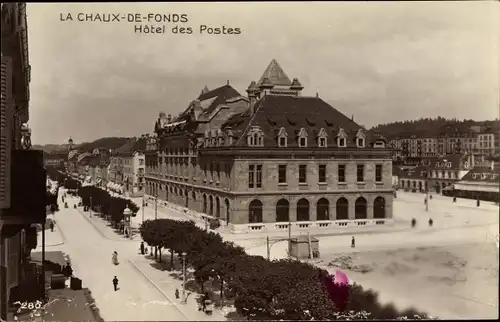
[114,139,136,156]
[222,95,377,148]
[460,166,500,183]
[197,84,240,115]
[430,154,464,170]
[399,166,429,180]
[132,137,147,152]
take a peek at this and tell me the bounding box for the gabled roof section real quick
[460,166,500,183]
[197,84,241,115]
[257,59,292,86]
[114,138,136,156]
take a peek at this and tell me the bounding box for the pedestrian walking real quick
[113,276,119,291]
[453,197,457,203]
[424,198,427,205]
[62,262,73,278]
[175,288,180,299]
[351,236,355,248]
[140,242,145,255]
[429,194,433,200]
[476,198,480,207]
[428,218,433,227]
[50,221,55,232]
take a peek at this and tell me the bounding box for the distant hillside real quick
[77,137,131,152]
[34,137,131,154]
[369,117,499,139]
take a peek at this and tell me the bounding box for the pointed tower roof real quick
[201,85,210,95]
[258,59,292,86]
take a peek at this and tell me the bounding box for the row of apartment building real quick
[388,125,499,159]
[1,4,46,320]
[143,59,394,233]
[393,153,499,202]
[60,137,147,197]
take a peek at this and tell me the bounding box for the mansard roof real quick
[257,59,292,87]
[222,95,375,148]
[197,84,240,115]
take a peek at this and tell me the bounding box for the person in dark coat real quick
[113,276,119,291]
[140,242,145,255]
[453,197,457,203]
[477,198,480,207]
[428,218,433,227]
[63,263,73,278]
[175,288,180,299]
[50,221,55,232]
[351,236,355,248]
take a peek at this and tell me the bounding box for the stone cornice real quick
[199,147,392,158]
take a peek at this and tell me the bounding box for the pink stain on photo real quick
[335,270,350,285]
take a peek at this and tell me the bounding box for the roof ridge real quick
[234,97,267,147]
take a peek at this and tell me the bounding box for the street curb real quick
[126,259,190,320]
[45,242,65,247]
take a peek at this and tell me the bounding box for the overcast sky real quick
[27,1,499,145]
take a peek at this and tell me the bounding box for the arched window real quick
[336,198,348,220]
[249,199,263,223]
[276,199,290,222]
[209,195,214,216]
[296,198,310,221]
[374,197,386,219]
[216,197,221,218]
[316,198,329,221]
[355,197,367,219]
[203,194,207,213]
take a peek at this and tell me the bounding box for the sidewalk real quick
[129,258,229,321]
[76,208,141,243]
[36,226,65,248]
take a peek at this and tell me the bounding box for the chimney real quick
[227,80,230,85]
[351,115,354,122]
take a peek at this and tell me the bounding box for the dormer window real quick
[247,126,264,147]
[277,127,288,147]
[317,128,328,147]
[356,129,366,148]
[337,128,347,148]
[297,128,308,147]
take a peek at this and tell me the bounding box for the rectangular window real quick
[299,165,307,183]
[279,137,286,147]
[318,164,326,183]
[256,165,262,188]
[375,164,383,182]
[357,164,365,182]
[278,165,287,183]
[248,165,255,188]
[338,164,346,183]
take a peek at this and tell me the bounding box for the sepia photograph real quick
[1,1,499,321]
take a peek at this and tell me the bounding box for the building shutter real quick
[0,56,13,209]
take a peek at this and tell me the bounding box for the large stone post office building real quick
[145,59,393,233]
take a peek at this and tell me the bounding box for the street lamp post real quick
[181,252,187,304]
[123,207,132,239]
